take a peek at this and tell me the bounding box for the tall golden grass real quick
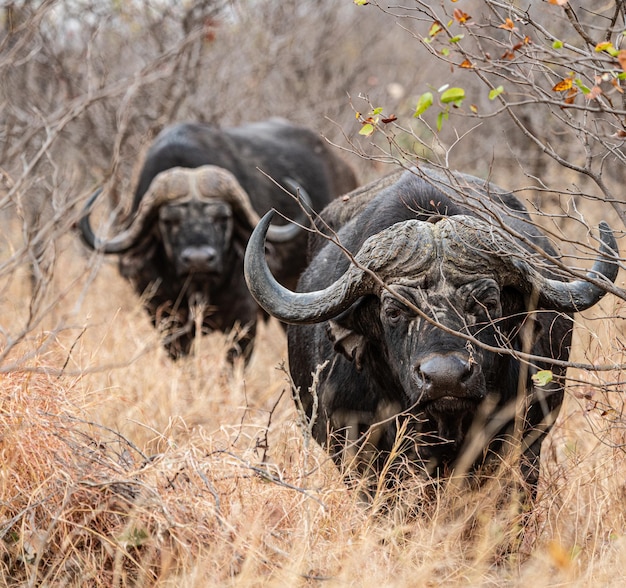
[1,223,625,587]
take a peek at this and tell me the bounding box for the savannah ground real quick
[2,1,626,586]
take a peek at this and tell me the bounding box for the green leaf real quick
[440,87,465,105]
[441,47,450,56]
[359,123,375,136]
[552,40,563,49]
[449,34,464,43]
[428,22,443,38]
[574,78,591,94]
[414,92,434,117]
[372,107,384,115]
[617,72,626,80]
[489,85,504,100]
[353,0,369,5]
[596,41,619,57]
[532,370,553,387]
[436,110,448,131]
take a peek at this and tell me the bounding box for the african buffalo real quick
[244,165,618,493]
[79,118,358,360]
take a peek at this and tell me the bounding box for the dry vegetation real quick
[2,1,626,586]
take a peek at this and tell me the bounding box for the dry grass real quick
[0,223,625,587]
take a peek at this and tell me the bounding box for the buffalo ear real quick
[326,299,369,371]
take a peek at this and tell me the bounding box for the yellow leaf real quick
[359,123,375,137]
[595,41,618,56]
[552,78,573,92]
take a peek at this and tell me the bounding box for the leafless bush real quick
[0,0,407,367]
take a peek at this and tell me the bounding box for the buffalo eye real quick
[162,216,180,228]
[214,214,230,228]
[382,297,410,325]
[159,207,183,227]
[464,280,502,318]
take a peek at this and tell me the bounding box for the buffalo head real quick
[245,212,618,473]
[80,165,308,282]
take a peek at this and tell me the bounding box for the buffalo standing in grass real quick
[244,166,618,493]
[79,119,358,359]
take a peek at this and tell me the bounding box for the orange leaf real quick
[381,115,398,124]
[564,88,578,104]
[499,18,515,30]
[547,541,572,571]
[618,50,626,72]
[552,78,573,92]
[585,85,602,101]
[453,9,471,24]
[611,79,624,94]
[548,0,568,5]
[460,59,474,68]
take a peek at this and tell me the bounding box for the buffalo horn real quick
[79,167,203,254]
[245,212,619,324]
[506,221,618,312]
[79,166,312,253]
[244,211,437,324]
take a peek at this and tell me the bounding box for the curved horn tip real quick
[245,209,275,257]
[264,209,277,225]
[244,209,276,295]
[86,187,104,208]
[598,220,618,252]
[591,220,619,283]
[78,187,105,249]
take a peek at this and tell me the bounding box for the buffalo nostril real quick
[180,246,220,272]
[416,355,475,396]
[182,247,216,262]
